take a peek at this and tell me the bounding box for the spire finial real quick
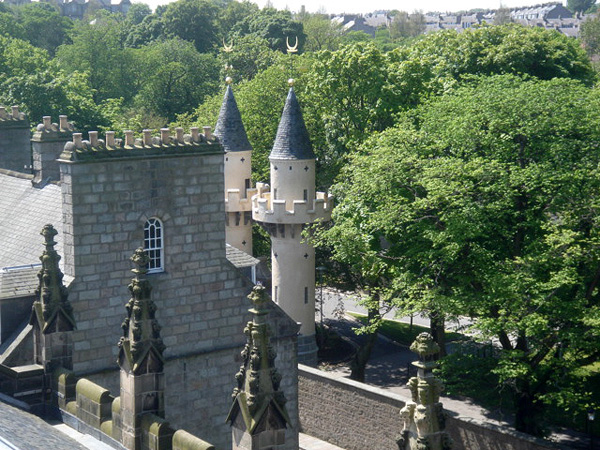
[118,248,165,374]
[226,76,233,85]
[227,284,291,433]
[30,224,75,333]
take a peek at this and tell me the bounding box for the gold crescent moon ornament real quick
[223,38,234,53]
[286,36,298,54]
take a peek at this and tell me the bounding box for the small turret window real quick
[144,218,164,273]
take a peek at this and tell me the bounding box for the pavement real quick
[317,287,592,450]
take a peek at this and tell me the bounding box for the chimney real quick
[31,115,72,186]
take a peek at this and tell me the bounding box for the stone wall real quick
[0,108,30,173]
[298,365,562,450]
[87,328,298,450]
[57,140,299,449]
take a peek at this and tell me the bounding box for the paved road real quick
[317,287,590,449]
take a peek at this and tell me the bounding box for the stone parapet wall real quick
[252,192,333,224]
[298,365,562,450]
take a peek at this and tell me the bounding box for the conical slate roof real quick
[214,85,252,152]
[270,88,315,160]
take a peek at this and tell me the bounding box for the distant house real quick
[511,3,572,20]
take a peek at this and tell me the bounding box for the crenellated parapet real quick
[0,105,28,128]
[252,189,333,225]
[32,115,74,142]
[225,187,258,212]
[59,126,221,162]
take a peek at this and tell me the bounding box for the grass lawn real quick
[347,312,466,346]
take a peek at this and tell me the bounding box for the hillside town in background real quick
[0,0,592,39]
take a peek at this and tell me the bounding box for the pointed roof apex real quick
[270,87,315,161]
[30,225,76,333]
[214,84,252,153]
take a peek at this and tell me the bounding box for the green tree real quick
[161,0,220,53]
[135,38,220,121]
[389,10,425,39]
[56,14,137,103]
[300,13,343,52]
[15,3,72,55]
[126,2,152,25]
[218,34,281,82]
[408,24,596,85]
[317,74,600,434]
[124,13,164,48]
[302,42,429,188]
[567,0,596,15]
[232,8,306,53]
[581,15,600,56]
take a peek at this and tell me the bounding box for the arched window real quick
[144,218,164,273]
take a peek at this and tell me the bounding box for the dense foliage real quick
[316,75,600,433]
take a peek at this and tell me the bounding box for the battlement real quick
[225,187,257,212]
[252,189,333,224]
[59,126,221,162]
[0,105,28,128]
[32,115,74,142]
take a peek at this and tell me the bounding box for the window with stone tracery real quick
[144,218,164,273]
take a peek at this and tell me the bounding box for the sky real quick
[139,0,567,15]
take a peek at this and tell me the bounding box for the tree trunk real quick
[349,306,380,382]
[429,310,447,357]
[514,379,544,436]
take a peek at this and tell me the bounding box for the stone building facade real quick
[0,117,300,449]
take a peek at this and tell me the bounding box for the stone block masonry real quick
[57,129,299,449]
[298,365,561,450]
[0,106,31,173]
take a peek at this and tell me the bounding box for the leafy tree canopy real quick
[14,2,72,55]
[408,24,596,86]
[317,74,600,434]
[161,0,220,53]
[567,0,596,15]
[231,8,306,53]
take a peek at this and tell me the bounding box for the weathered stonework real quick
[0,105,30,173]
[57,129,299,449]
[227,285,291,449]
[30,224,76,372]
[398,333,453,450]
[31,115,74,185]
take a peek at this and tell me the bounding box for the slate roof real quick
[0,171,63,270]
[225,244,259,269]
[270,88,315,161]
[0,266,39,300]
[0,398,88,449]
[214,85,252,153]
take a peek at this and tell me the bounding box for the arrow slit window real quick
[144,218,164,273]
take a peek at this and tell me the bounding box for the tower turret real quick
[216,78,256,255]
[252,82,332,365]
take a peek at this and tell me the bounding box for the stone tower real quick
[252,82,332,365]
[215,78,256,255]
